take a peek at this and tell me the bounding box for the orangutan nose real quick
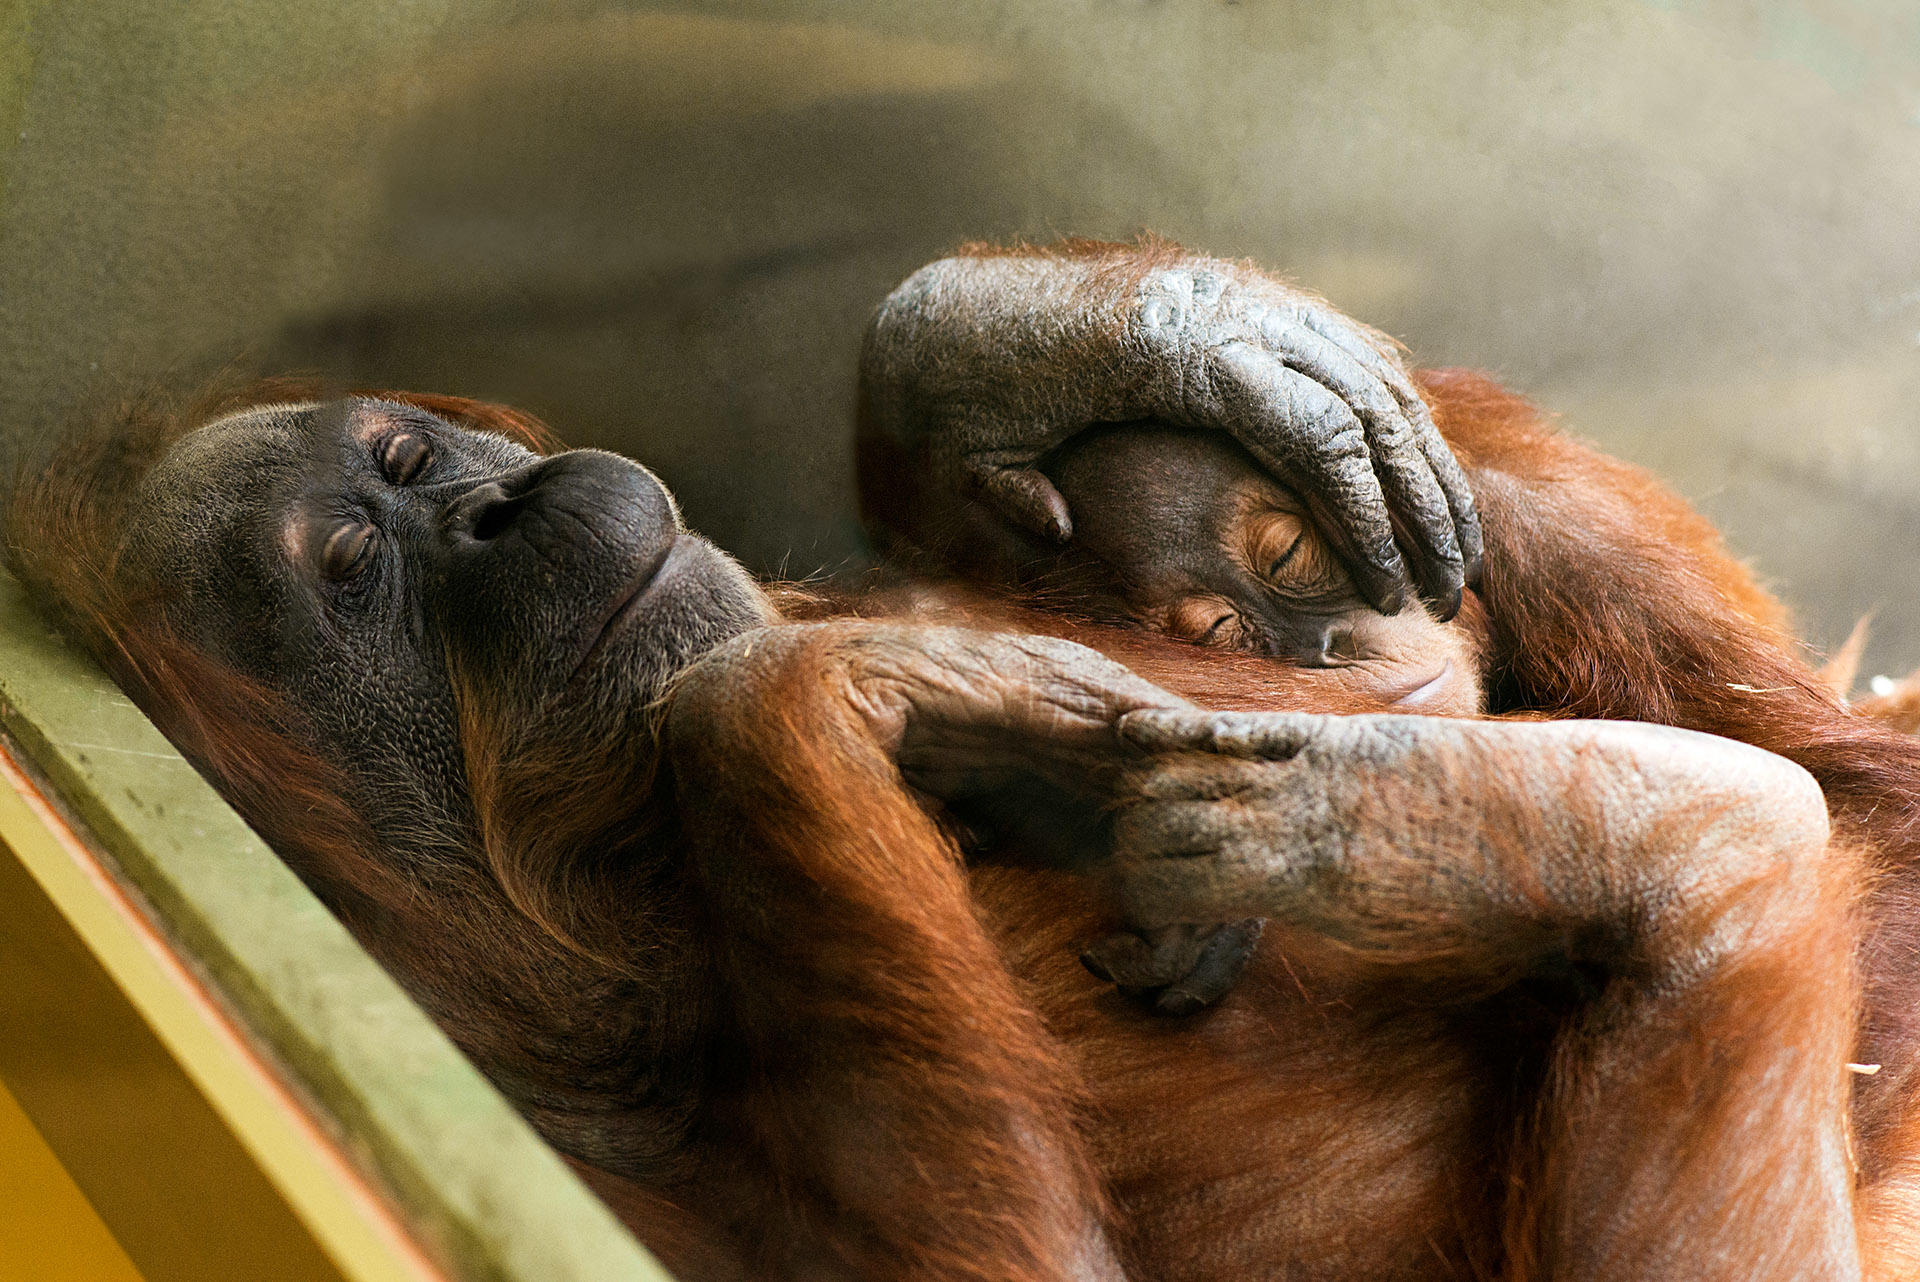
[443,450,678,555]
[1317,624,1365,665]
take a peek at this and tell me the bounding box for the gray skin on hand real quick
[1098,707,1831,989]
[859,249,1483,618]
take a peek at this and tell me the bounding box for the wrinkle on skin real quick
[859,244,1478,614]
[1034,421,1485,718]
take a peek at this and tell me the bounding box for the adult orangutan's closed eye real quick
[379,431,433,484]
[320,521,378,580]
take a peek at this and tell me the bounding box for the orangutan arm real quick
[661,622,1197,1282]
[1099,706,1862,1282]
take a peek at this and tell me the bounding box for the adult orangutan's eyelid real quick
[320,520,379,581]
[378,431,435,485]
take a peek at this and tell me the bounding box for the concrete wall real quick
[4,0,1917,675]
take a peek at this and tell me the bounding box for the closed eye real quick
[379,431,434,485]
[321,521,378,580]
[1244,509,1342,596]
[1167,597,1240,647]
[1266,535,1303,581]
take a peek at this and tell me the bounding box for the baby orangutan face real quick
[1042,424,1484,716]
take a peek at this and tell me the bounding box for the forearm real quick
[664,626,1125,1282]
[1113,704,1860,1280]
[1113,712,1836,984]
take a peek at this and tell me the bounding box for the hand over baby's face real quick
[1042,424,1483,716]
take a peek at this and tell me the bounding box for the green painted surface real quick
[0,569,674,1282]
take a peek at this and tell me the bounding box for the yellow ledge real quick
[0,738,444,1282]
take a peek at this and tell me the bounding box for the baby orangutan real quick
[1036,422,1484,718]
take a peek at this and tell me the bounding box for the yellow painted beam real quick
[0,1077,144,1282]
[0,739,442,1282]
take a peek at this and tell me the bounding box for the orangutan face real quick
[1042,423,1482,715]
[128,398,771,836]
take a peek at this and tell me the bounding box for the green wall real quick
[4,0,1919,673]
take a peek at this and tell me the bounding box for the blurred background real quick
[3,0,1917,675]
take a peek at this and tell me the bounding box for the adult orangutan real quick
[7,240,1915,1282]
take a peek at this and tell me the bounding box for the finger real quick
[1377,382,1470,615]
[1118,707,1318,760]
[1301,314,1483,604]
[1422,431,1484,594]
[1257,315,1415,456]
[1114,707,1215,755]
[1298,309,1418,411]
[1080,924,1208,988]
[962,456,1074,543]
[1201,343,1409,613]
[1258,320,1463,613]
[1080,931,1153,985]
[1154,918,1265,1016]
[1378,447,1465,619]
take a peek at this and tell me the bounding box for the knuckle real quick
[1362,532,1407,569]
[1131,269,1195,339]
[1130,267,1241,362]
[1295,392,1365,447]
[1312,413,1368,459]
[1401,393,1438,427]
[1370,422,1414,452]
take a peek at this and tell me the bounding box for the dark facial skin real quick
[128,397,771,842]
[1041,423,1484,717]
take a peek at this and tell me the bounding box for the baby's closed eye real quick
[1241,510,1342,597]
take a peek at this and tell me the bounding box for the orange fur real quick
[10,360,1918,1279]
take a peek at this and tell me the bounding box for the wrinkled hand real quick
[848,630,1281,1014]
[1080,706,1467,1015]
[860,245,1482,617]
[836,626,1188,807]
[1080,919,1266,1017]
[1103,706,1447,930]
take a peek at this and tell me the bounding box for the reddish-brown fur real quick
[10,364,1919,1279]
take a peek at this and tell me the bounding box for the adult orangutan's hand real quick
[859,241,1482,618]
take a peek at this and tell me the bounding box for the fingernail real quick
[1156,990,1205,1017]
[1371,578,1408,615]
[1080,950,1115,983]
[1042,490,1074,543]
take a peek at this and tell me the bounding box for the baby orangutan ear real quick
[1163,597,1241,647]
